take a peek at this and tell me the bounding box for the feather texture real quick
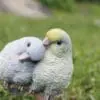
[0,37,45,94]
[31,29,73,100]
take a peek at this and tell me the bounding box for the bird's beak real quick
[19,52,30,61]
[43,37,50,47]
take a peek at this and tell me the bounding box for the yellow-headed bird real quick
[31,28,73,100]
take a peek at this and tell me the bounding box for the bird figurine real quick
[31,28,73,100]
[0,37,46,94]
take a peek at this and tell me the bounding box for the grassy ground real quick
[0,3,100,100]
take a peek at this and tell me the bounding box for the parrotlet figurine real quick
[31,28,73,100]
[0,37,46,94]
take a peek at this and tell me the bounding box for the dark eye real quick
[57,40,62,45]
[27,42,31,47]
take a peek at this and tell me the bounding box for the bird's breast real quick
[33,57,73,88]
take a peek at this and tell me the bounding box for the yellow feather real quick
[46,28,65,42]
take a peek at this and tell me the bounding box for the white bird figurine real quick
[0,37,46,94]
[31,28,73,100]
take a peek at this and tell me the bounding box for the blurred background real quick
[0,0,100,100]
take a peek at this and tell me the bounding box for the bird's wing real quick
[0,56,9,80]
[3,60,34,95]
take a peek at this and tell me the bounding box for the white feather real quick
[0,37,45,85]
[31,31,73,97]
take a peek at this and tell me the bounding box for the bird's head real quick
[43,28,72,57]
[18,37,46,61]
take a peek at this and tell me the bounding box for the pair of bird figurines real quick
[0,28,73,100]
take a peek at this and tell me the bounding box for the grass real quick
[0,3,100,100]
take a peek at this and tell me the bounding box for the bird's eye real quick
[57,40,62,45]
[27,42,31,47]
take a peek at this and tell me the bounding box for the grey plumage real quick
[0,37,45,94]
